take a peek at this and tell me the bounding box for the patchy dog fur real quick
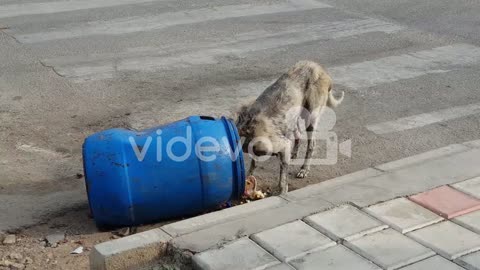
[235,61,344,194]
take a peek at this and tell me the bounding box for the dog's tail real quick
[327,90,344,108]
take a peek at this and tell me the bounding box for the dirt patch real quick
[0,207,172,270]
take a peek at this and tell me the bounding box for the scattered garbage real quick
[45,232,65,248]
[3,234,16,245]
[70,246,84,254]
[243,175,266,200]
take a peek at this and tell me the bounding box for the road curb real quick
[90,228,171,270]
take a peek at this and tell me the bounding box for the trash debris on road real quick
[45,232,65,248]
[243,175,266,201]
[2,234,16,245]
[71,246,84,254]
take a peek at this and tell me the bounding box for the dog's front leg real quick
[278,152,288,194]
[248,159,256,175]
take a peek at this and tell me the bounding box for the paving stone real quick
[192,238,279,270]
[400,256,466,270]
[409,186,480,219]
[344,228,434,270]
[455,251,480,270]
[265,263,295,270]
[407,221,480,259]
[289,245,381,270]
[172,197,333,253]
[304,205,387,241]
[453,177,480,199]
[365,197,443,233]
[251,220,335,262]
[453,210,480,234]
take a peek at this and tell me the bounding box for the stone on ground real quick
[407,221,480,259]
[251,220,335,262]
[365,197,443,233]
[409,186,480,219]
[289,245,381,270]
[304,204,387,241]
[192,238,279,270]
[344,228,434,270]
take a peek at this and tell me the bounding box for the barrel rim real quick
[221,116,246,199]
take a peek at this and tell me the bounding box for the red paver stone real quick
[409,186,480,219]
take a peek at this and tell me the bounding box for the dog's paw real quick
[296,169,309,178]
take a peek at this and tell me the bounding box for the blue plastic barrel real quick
[82,116,245,228]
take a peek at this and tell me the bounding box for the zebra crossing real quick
[3,0,480,148]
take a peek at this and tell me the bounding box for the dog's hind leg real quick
[278,152,289,194]
[296,112,320,178]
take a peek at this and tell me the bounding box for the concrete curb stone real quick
[90,228,172,270]
[162,197,287,237]
[463,139,480,148]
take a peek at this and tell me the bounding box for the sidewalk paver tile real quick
[407,221,480,260]
[399,256,465,270]
[409,186,480,219]
[453,177,480,199]
[192,238,279,270]
[265,263,295,270]
[289,245,381,270]
[455,251,480,270]
[365,198,443,233]
[251,220,335,262]
[344,228,434,270]
[453,210,480,234]
[304,205,388,241]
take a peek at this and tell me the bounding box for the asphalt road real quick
[1,0,480,231]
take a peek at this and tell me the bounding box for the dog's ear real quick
[232,99,255,124]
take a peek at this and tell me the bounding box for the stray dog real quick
[235,61,344,194]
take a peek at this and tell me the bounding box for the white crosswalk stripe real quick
[366,102,480,135]
[15,0,330,44]
[330,44,480,90]
[0,0,161,19]
[42,18,403,82]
